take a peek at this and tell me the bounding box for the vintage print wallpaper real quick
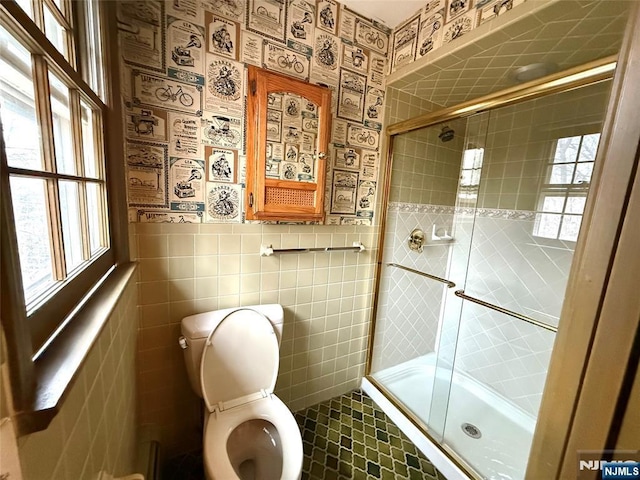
[390,0,527,72]
[118,0,391,225]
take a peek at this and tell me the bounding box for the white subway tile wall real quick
[133,222,378,455]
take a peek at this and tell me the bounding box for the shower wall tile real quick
[372,268,443,373]
[449,213,572,416]
[385,88,464,206]
[376,81,609,420]
[435,214,475,370]
[386,204,454,272]
[386,87,441,124]
[478,82,611,211]
[371,204,454,373]
[389,124,465,206]
[134,223,378,456]
[452,303,555,416]
[465,215,572,323]
[376,202,571,416]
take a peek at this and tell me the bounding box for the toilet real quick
[180,304,303,480]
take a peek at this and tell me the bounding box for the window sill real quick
[14,262,137,436]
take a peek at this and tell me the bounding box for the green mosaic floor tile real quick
[163,390,449,480]
[378,442,391,456]
[296,390,447,480]
[367,461,381,478]
[391,447,405,461]
[381,467,396,480]
[394,459,408,477]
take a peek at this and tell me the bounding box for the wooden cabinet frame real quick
[245,66,331,222]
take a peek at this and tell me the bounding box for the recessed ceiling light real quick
[512,62,558,83]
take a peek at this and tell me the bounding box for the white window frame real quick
[533,133,600,242]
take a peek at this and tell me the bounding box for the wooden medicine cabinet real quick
[245,66,331,221]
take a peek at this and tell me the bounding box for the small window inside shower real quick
[458,148,484,201]
[534,133,600,241]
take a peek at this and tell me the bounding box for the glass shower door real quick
[369,114,487,443]
[427,112,490,442]
[435,79,613,479]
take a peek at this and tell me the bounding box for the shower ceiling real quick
[388,0,630,108]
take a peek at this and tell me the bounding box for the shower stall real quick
[363,59,616,479]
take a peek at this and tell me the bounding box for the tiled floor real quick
[163,449,204,480]
[295,390,445,480]
[163,390,446,480]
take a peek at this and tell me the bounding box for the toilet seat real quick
[200,309,279,412]
[199,308,303,480]
[204,395,303,480]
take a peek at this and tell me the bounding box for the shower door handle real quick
[454,290,558,332]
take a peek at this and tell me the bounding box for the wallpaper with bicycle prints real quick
[389,0,526,73]
[118,0,391,225]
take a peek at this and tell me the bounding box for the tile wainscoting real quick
[130,222,379,456]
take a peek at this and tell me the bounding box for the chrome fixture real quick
[408,228,426,252]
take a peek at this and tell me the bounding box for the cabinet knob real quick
[317,152,327,160]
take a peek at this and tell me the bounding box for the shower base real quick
[368,353,536,480]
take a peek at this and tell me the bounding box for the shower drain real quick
[461,422,482,439]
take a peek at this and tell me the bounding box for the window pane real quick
[81,101,99,178]
[59,181,84,271]
[49,72,76,175]
[84,0,105,98]
[535,213,561,239]
[462,148,484,169]
[574,162,594,184]
[0,27,43,170]
[559,214,583,242]
[43,5,69,60]
[553,136,580,163]
[15,0,33,18]
[549,164,575,184]
[565,196,586,214]
[10,176,55,300]
[86,182,105,254]
[578,133,600,162]
[541,196,565,213]
[470,169,481,186]
[52,0,65,15]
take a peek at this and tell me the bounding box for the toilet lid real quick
[200,309,279,412]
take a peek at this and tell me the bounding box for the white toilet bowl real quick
[180,305,303,480]
[204,396,303,480]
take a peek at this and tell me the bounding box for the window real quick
[458,147,484,201]
[533,134,600,241]
[1,0,121,359]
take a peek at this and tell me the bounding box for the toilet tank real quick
[180,304,285,398]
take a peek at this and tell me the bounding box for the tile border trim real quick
[388,202,537,220]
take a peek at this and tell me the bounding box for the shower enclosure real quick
[364,60,615,479]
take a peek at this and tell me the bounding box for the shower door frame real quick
[364,55,619,479]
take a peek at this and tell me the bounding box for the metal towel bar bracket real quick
[454,290,558,332]
[260,242,365,256]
